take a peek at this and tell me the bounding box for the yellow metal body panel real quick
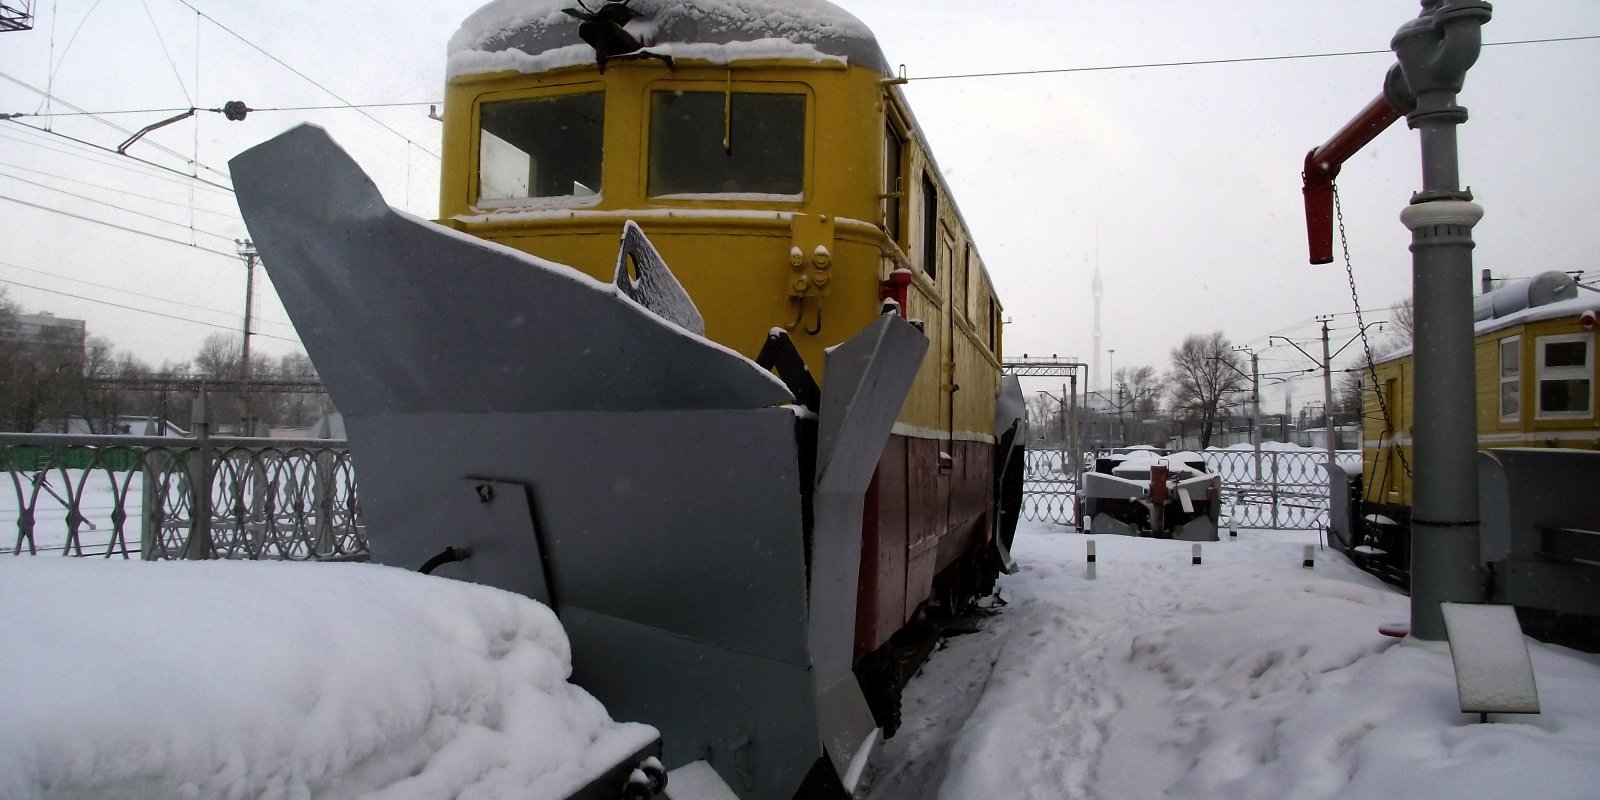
[1363,314,1600,508]
[438,58,1004,440]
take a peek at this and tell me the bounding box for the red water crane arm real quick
[1302,94,1402,264]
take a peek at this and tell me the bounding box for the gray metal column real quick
[1390,0,1493,639]
[1320,318,1336,471]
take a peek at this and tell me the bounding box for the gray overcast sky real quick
[1,1,1596,414]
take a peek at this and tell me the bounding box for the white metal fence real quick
[2,430,364,561]
[1022,448,1362,530]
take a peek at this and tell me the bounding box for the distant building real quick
[0,312,87,368]
[51,416,190,436]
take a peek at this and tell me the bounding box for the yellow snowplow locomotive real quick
[230,2,1025,798]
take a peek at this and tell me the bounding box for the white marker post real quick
[1302,544,1315,569]
[1086,539,1097,580]
[1192,543,1203,566]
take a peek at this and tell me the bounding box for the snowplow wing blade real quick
[231,125,925,800]
[229,125,790,416]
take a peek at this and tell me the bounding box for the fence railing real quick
[8,437,1353,557]
[2,430,364,561]
[1021,447,1363,531]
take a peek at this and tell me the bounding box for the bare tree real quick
[1113,365,1162,445]
[273,351,325,428]
[194,332,244,380]
[1167,332,1248,449]
[1389,298,1415,348]
[0,290,84,432]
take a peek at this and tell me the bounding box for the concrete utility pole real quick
[1066,377,1080,482]
[1232,346,1264,479]
[1320,316,1337,471]
[1390,0,1493,640]
[237,239,259,436]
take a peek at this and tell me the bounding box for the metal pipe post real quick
[1391,0,1492,640]
[1321,317,1337,471]
[1068,375,1081,484]
[1251,352,1263,480]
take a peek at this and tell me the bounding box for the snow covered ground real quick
[5,521,1599,800]
[862,521,1600,800]
[0,559,656,800]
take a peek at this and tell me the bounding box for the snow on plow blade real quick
[231,125,926,800]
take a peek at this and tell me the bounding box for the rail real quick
[1,430,364,561]
[1022,447,1362,531]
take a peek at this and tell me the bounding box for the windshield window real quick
[478,92,604,203]
[649,90,805,197]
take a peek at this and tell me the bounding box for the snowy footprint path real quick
[862,524,1600,799]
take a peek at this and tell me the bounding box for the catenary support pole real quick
[1391,0,1492,640]
[1251,351,1262,477]
[1320,316,1337,472]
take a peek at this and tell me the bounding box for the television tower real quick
[1092,261,1103,391]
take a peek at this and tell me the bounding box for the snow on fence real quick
[1022,447,1363,531]
[2,430,364,561]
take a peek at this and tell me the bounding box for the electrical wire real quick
[0,192,236,260]
[140,0,193,105]
[171,0,440,160]
[0,257,297,332]
[906,35,1600,82]
[0,158,238,219]
[1,71,232,182]
[11,100,440,119]
[0,123,232,197]
[0,118,234,194]
[0,276,301,344]
[0,169,237,244]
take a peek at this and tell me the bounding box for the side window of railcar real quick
[1499,336,1520,421]
[883,124,905,243]
[648,91,805,197]
[1536,333,1593,419]
[988,297,1001,353]
[920,172,938,278]
[478,91,604,203]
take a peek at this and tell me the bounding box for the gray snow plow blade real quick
[231,124,924,800]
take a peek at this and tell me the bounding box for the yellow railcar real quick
[437,0,1014,715]
[1362,272,1600,514]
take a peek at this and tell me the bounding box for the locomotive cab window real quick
[649,90,805,198]
[1536,333,1593,419]
[478,91,605,204]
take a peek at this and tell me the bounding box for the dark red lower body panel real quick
[854,434,994,656]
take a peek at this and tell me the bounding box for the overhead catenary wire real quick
[0,158,238,219]
[0,169,238,244]
[904,34,1600,82]
[140,0,194,106]
[0,276,301,345]
[171,0,441,160]
[1,71,233,183]
[0,118,235,194]
[0,257,297,333]
[7,34,1594,120]
[9,100,440,119]
[0,192,237,260]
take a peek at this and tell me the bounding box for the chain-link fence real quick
[3,430,364,561]
[1022,447,1362,531]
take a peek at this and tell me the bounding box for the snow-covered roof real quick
[449,0,889,78]
[1378,293,1600,364]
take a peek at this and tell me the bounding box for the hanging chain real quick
[1337,182,1412,478]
